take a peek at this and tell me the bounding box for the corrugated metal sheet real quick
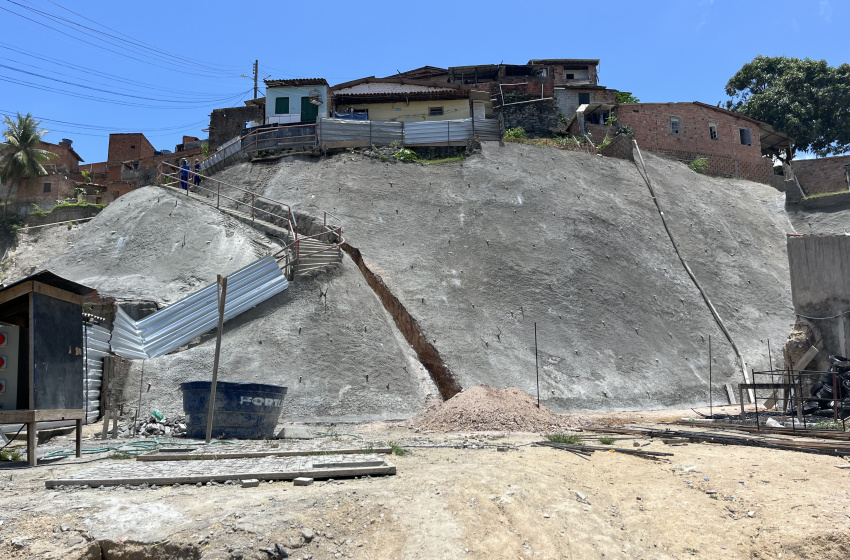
[83,323,111,424]
[111,256,289,360]
[317,117,501,147]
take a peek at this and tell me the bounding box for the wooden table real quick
[0,409,85,466]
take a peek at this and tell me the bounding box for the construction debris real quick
[536,441,674,461]
[586,426,850,456]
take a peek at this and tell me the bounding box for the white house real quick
[264,78,329,125]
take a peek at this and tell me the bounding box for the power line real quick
[0,3,236,79]
[0,42,239,99]
[0,110,208,133]
[43,0,241,74]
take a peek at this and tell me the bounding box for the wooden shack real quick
[0,271,96,465]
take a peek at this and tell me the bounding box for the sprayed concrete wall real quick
[787,234,850,358]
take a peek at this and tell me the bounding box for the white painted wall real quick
[265,85,328,125]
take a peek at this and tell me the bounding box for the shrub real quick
[597,436,616,445]
[688,157,709,174]
[544,432,581,444]
[615,125,635,137]
[504,127,527,139]
[394,148,418,162]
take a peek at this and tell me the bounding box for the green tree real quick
[0,113,56,218]
[725,56,850,158]
[615,91,640,104]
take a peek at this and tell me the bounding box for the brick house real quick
[9,139,84,205]
[615,102,789,185]
[445,59,617,136]
[791,155,850,196]
[84,132,204,200]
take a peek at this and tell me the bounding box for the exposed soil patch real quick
[410,385,582,432]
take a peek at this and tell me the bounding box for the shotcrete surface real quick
[212,143,796,413]
[44,187,282,303]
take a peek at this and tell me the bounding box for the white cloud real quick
[819,0,832,22]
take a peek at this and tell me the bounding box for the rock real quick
[633,441,640,447]
[230,548,244,559]
[60,524,71,532]
[543,513,551,518]
[294,477,314,486]
[10,536,31,548]
[748,511,755,518]
[765,417,783,428]
[574,490,587,502]
[301,528,314,543]
[241,479,260,488]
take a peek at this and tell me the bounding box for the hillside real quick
[29,142,797,419]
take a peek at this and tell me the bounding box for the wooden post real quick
[27,421,37,466]
[205,275,228,443]
[76,418,83,458]
[534,322,540,408]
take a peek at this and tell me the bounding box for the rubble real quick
[107,413,188,438]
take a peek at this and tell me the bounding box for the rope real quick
[632,140,753,403]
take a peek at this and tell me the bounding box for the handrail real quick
[239,123,318,156]
[155,161,343,278]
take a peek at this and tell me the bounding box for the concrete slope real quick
[213,143,795,412]
[43,186,435,421]
[44,187,281,304]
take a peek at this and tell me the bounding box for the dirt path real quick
[1,418,849,559]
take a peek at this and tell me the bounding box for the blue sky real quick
[0,0,846,163]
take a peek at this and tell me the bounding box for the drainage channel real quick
[341,243,462,401]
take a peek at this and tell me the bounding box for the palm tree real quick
[0,113,56,219]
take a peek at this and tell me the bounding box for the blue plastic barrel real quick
[180,381,287,439]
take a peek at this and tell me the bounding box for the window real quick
[845,165,850,189]
[709,123,718,140]
[43,182,51,193]
[274,97,290,115]
[739,127,752,146]
[670,116,680,135]
[130,145,135,150]
[565,73,575,79]
[428,107,444,116]
[578,92,590,105]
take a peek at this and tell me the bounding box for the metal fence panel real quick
[111,256,289,360]
[317,117,500,147]
[83,323,111,423]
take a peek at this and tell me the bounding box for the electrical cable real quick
[0,424,24,452]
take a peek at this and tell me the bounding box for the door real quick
[300,97,319,123]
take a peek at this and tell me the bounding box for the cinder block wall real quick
[792,155,850,196]
[617,103,773,184]
[209,106,264,150]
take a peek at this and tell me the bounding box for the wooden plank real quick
[725,383,737,405]
[0,409,87,423]
[31,282,84,305]
[136,446,392,462]
[45,463,397,488]
[27,421,36,466]
[793,345,819,371]
[0,281,34,306]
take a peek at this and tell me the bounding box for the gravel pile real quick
[410,386,582,433]
[121,414,187,438]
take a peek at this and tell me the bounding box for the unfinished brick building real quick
[791,155,850,196]
[11,139,83,205]
[446,59,617,136]
[616,102,787,185]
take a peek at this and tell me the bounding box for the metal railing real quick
[239,123,317,155]
[156,161,343,277]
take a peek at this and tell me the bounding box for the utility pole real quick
[253,60,258,99]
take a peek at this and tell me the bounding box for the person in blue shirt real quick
[193,159,201,187]
[179,158,189,190]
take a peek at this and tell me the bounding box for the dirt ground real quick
[2,407,849,560]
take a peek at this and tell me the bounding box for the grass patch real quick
[597,436,616,445]
[805,190,850,200]
[0,448,23,461]
[388,442,408,456]
[810,420,848,431]
[544,432,582,444]
[688,157,709,174]
[110,451,136,460]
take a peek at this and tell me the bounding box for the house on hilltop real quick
[604,102,792,185]
[447,59,618,136]
[264,78,329,125]
[10,138,84,205]
[329,77,491,122]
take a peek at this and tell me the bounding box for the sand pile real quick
[411,386,581,432]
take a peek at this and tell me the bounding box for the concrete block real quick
[293,477,314,486]
[241,479,260,488]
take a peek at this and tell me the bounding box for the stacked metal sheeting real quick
[110,255,289,360]
[83,321,111,424]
